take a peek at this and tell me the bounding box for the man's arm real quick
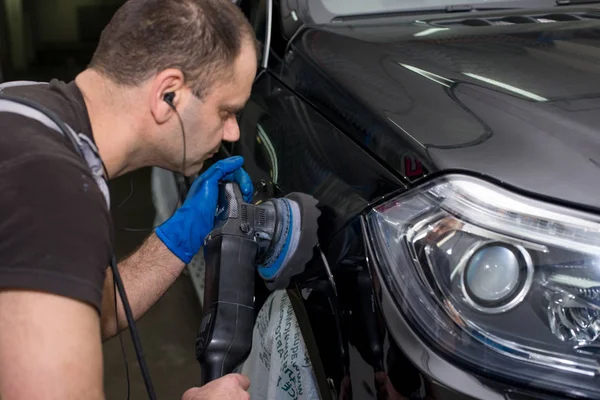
[101,157,253,341]
[100,232,184,340]
[0,153,117,398]
[0,290,104,399]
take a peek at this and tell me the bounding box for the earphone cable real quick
[173,103,187,210]
[117,102,187,232]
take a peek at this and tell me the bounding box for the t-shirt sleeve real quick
[0,153,113,314]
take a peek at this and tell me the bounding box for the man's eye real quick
[223,112,239,121]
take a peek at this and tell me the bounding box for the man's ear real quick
[150,68,186,124]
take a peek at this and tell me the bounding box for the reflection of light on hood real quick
[414,27,449,37]
[399,63,454,87]
[463,72,548,102]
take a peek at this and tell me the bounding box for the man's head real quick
[87,0,258,175]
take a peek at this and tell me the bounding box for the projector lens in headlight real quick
[462,242,533,313]
[365,174,600,398]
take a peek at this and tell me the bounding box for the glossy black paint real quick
[223,3,600,399]
[277,6,600,212]
[233,73,404,241]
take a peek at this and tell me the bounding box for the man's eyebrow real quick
[222,103,246,114]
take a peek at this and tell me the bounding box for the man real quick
[0,0,258,398]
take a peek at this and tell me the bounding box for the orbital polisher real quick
[195,181,320,384]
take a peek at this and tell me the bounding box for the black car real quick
[152,0,600,398]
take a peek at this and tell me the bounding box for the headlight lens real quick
[366,174,600,398]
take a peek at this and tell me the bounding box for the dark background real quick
[0,0,204,397]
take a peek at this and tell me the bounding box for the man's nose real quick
[223,116,240,142]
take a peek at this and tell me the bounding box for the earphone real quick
[164,92,176,109]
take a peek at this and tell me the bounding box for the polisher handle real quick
[196,183,257,385]
[196,235,257,384]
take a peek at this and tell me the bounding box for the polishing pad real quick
[256,192,320,290]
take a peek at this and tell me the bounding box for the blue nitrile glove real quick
[155,156,253,263]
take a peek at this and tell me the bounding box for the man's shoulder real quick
[0,79,94,147]
[0,79,92,136]
[0,112,87,180]
[0,79,94,178]
[0,81,113,314]
[0,78,111,235]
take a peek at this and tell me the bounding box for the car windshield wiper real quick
[556,0,600,4]
[329,0,563,23]
[444,4,523,12]
[331,4,515,22]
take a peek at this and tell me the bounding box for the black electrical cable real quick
[173,104,187,196]
[114,273,131,400]
[117,105,187,232]
[111,255,157,400]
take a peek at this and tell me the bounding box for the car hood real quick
[289,8,600,211]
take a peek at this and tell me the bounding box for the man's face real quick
[181,41,257,175]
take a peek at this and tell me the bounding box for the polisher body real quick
[196,182,320,385]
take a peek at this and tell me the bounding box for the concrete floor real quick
[104,167,203,398]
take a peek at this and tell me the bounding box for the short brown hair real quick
[89,0,256,98]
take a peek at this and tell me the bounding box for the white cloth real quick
[240,290,320,400]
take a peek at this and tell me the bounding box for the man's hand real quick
[155,156,253,264]
[182,374,250,400]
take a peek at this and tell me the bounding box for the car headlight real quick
[365,174,600,398]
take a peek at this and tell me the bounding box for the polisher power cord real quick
[111,255,157,400]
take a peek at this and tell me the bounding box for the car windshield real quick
[320,0,553,17]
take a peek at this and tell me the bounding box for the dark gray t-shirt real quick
[0,79,113,313]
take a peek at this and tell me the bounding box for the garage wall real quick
[34,0,122,44]
[1,0,125,80]
[4,0,26,70]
